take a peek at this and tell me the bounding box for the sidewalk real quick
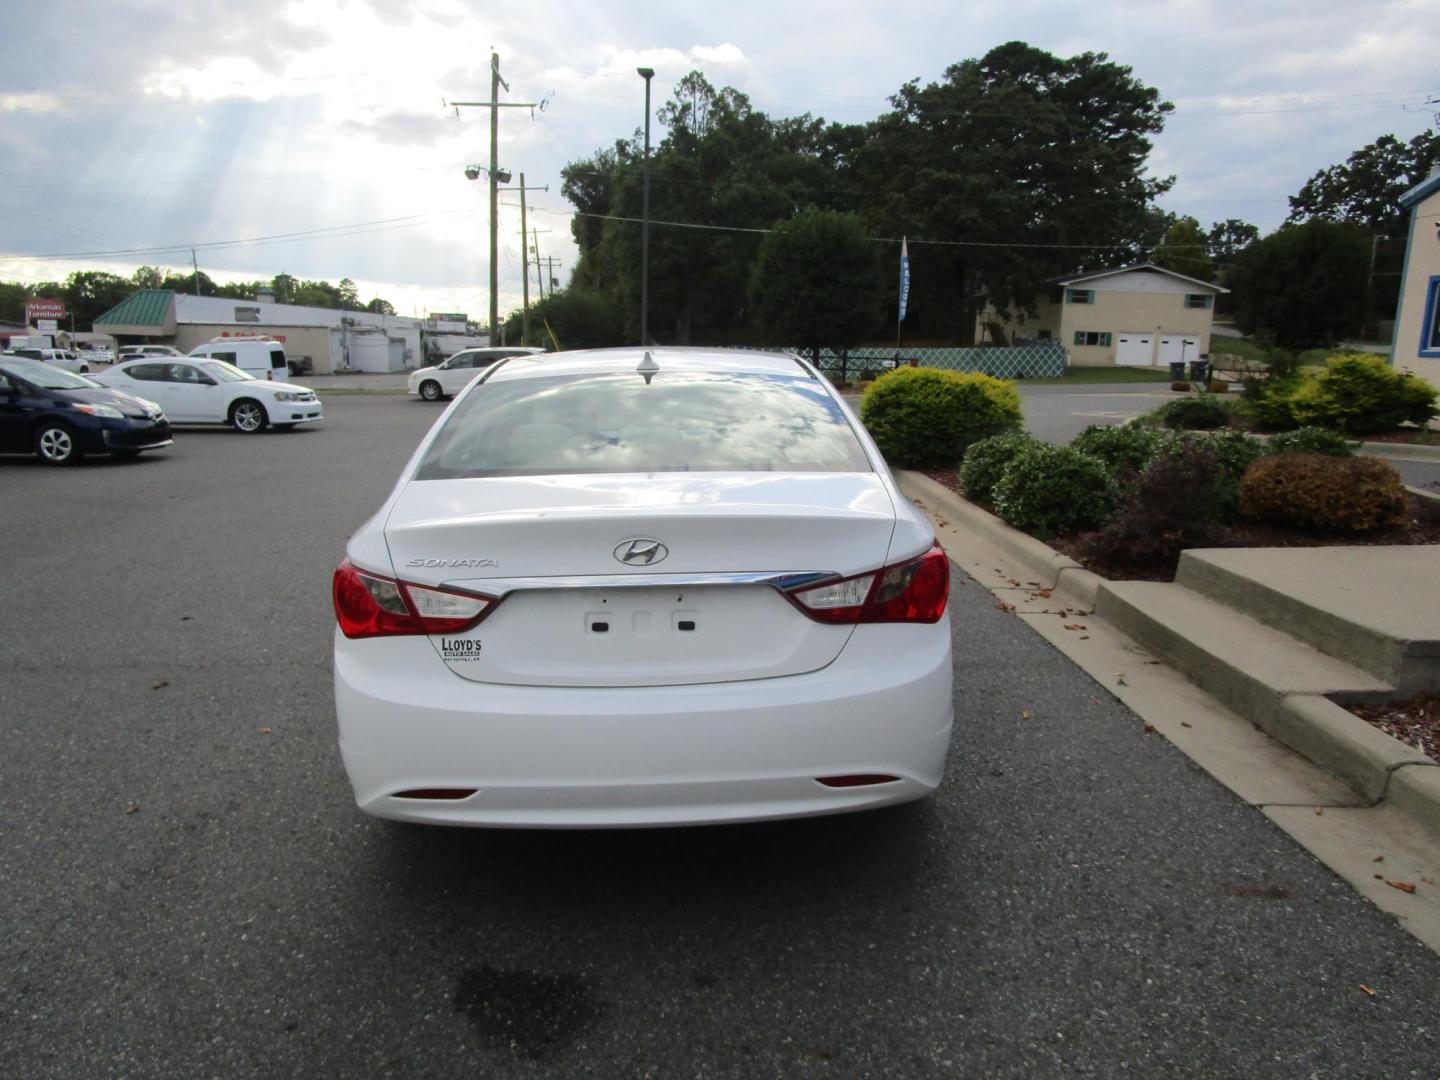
[899,470,1440,952]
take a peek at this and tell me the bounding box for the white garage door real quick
[1114,332,1154,366]
[1157,335,1201,365]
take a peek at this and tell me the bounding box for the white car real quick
[5,347,95,374]
[333,347,953,828]
[94,357,323,432]
[408,346,545,401]
[117,345,185,361]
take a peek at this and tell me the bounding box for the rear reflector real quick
[787,543,949,624]
[333,558,496,639]
[393,788,478,800]
[816,774,900,788]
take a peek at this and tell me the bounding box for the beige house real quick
[975,263,1228,367]
[1391,171,1440,387]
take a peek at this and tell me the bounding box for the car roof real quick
[483,346,810,382]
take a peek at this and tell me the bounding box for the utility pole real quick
[447,52,536,344]
[518,174,529,345]
[540,255,563,296]
[190,249,200,296]
[637,67,655,345]
[532,227,546,300]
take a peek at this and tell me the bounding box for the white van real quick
[189,339,290,381]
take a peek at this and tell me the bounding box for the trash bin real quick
[1168,361,1186,381]
[1188,359,1210,383]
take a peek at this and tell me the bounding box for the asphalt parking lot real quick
[3,395,1439,1078]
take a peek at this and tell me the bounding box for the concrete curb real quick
[897,468,1440,845]
[895,471,1101,610]
[1275,695,1435,804]
[1361,440,1440,463]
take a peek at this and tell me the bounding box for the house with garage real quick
[974,263,1228,368]
[1391,170,1440,388]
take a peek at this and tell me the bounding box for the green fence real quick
[792,344,1067,379]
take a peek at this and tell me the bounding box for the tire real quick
[419,380,444,401]
[230,398,269,434]
[34,422,82,466]
[79,365,91,375]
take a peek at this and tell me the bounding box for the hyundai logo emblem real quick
[615,538,668,566]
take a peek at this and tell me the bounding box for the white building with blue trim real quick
[1392,170,1440,387]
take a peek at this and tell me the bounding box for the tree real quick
[63,271,133,328]
[131,266,164,289]
[1287,131,1440,237]
[748,208,883,360]
[500,286,626,350]
[337,278,359,309]
[1206,219,1260,265]
[844,42,1174,343]
[1150,215,1214,281]
[365,298,396,316]
[1229,220,1369,349]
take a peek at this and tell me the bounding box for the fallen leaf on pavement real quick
[1314,806,1324,815]
[151,679,169,690]
[1373,855,1384,862]
[1386,880,1417,894]
[994,601,1016,613]
[1142,723,1156,733]
[125,803,139,815]
[1063,623,1086,631]
[1180,721,1193,728]
[1078,635,1090,640]
[1144,660,1162,666]
[1021,710,1032,721]
[260,727,272,735]
[1359,984,1376,997]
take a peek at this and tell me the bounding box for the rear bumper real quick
[333,618,953,828]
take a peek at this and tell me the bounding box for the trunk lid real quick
[383,473,898,687]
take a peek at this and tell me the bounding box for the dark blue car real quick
[0,355,174,465]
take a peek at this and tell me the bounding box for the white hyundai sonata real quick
[332,347,953,828]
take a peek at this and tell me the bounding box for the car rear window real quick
[415,370,871,479]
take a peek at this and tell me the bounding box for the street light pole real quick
[637,67,654,346]
[518,173,529,346]
[489,51,501,343]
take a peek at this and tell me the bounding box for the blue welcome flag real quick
[898,237,911,323]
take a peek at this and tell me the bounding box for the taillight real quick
[333,558,495,639]
[787,543,949,624]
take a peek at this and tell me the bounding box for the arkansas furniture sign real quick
[25,299,65,323]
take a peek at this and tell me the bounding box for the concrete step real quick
[1095,581,1393,725]
[1175,547,1440,695]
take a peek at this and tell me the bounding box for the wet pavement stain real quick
[453,965,604,1059]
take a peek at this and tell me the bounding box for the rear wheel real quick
[230,398,268,433]
[79,365,91,374]
[35,422,81,466]
[419,380,444,401]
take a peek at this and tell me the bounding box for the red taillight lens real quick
[333,559,494,639]
[788,543,949,625]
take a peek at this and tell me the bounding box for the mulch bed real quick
[919,468,1440,584]
[1344,694,1440,763]
[1356,429,1440,446]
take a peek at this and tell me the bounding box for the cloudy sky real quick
[2,0,1436,320]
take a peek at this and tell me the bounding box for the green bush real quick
[1240,454,1408,531]
[1283,353,1439,435]
[958,431,1038,503]
[1070,424,1172,477]
[861,367,1023,468]
[1246,375,1303,430]
[1265,426,1354,457]
[991,444,1117,539]
[1083,448,1229,568]
[1160,394,1230,430]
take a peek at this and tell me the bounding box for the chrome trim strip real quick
[447,570,841,597]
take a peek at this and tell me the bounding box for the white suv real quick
[408,347,545,401]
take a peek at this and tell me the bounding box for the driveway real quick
[3,396,1437,1077]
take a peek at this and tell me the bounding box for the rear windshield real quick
[415,370,871,478]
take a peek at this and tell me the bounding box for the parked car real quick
[5,347,96,374]
[333,347,953,827]
[94,358,322,433]
[0,356,172,465]
[408,346,545,401]
[189,339,290,382]
[117,345,185,360]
